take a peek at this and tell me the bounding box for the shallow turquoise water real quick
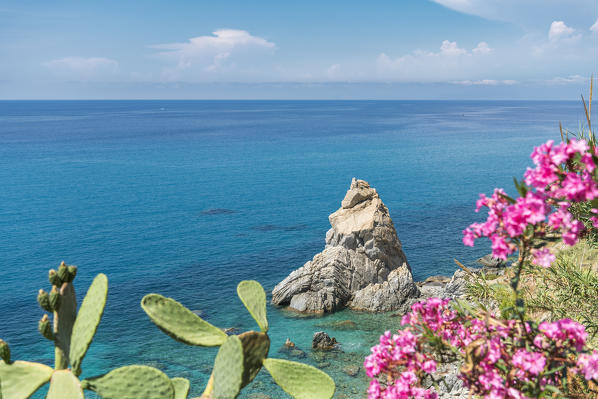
[0,100,583,397]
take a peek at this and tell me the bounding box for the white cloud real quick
[431,0,598,29]
[545,74,588,84]
[43,57,118,80]
[439,40,467,55]
[548,21,576,41]
[591,18,598,32]
[452,79,517,85]
[151,29,276,82]
[472,41,493,54]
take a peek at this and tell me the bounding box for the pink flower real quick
[531,248,555,268]
[577,350,598,381]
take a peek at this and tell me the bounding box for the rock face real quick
[312,331,338,350]
[272,178,419,312]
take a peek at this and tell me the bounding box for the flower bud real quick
[67,265,78,282]
[38,314,54,340]
[49,286,61,311]
[0,339,10,363]
[57,263,69,283]
[37,289,52,312]
[48,269,61,286]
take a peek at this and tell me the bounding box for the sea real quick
[0,100,584,398]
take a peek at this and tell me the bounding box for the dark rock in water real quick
[343,365,360,377]
[312,331,338,350]
[272,178,419,313]
[317,361,331,369]
[251,224,308,232]
[476,254,505,268]
[200,208,236,215]
[290,349,306,358]
[320,319,357,331]
[223,327,238,335]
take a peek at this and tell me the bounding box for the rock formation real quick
[271,178,419,312]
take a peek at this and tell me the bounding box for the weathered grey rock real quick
[342,364,360,377]
[476,254,505,268]
[443,270,469,298]
[272,178,419,312]
[312,331,337,350]
[350,267,420,312]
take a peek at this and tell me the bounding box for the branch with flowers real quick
[365,132,598,398]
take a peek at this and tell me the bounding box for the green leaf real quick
[213,336,244,399]
[47,370,84,399]
[238,331,270,387]
[171,377,190,399]
[82,365,174,399]
[0,360,53,399]
[69,273,108,375]
[141,294,227,347]
[263,358,335,399]
[237,280,268,332]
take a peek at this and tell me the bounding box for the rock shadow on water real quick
[251,224,308,232]
[200,208,237,216]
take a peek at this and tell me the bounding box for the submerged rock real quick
[272,178,419,312]
[312,331,338,350]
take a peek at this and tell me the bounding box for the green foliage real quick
[141,294,227,347]
[212,336,244,399]
[47,370,84,399]
[263,358,336,399]
[142,280,336,399]
[1,263,189,399]
[237,280,269,332]
[0,361,53,399]
[82,365,175,399]
[69,273,108,376]
[171,377,190,399]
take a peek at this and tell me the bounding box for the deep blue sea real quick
[0,100,584,398]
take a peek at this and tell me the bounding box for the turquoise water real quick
[0,100,583,397]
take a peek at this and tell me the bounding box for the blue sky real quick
[1,0,598,99]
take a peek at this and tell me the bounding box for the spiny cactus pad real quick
[213,335,244,399]
[82,365,174,399]
[47,370,84,399]
[171,377,190,399]
[263,358,336,399]
[238,331,270,387]
[69,273,108,375]
[0,360,53,399]
[236,281,268,332]
[141,294,227,347]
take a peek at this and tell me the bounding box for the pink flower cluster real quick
[463,139,598,266]
[366,298,597,399]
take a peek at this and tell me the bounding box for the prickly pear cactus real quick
[143,280,336,399]
[1,264,189,399]
[69,273,108,376]
[82,365,175,399]
[141,294,227,346]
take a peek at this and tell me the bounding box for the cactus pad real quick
[0,360,53,399]
[237,281,268,332]
[171,377,190,399]
[238,331,269,387]
[263,358,335,399]
[213,335,244,399]
[141,294,227,346]
[69,273,108,375]
[47,370,84,399]
[82,365,174,399]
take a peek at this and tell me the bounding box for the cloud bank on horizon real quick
[2,0,598,98]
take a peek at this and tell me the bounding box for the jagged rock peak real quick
[271,178,419,313]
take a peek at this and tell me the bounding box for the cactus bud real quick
[67,265,78,282]
[0,339,10,363]
[38,314,54,340]
[49,286,61,311]
[49,269,62,286]
[57,263,69,283]
[37,289,52,312]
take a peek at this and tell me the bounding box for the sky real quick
[1,0,598,99]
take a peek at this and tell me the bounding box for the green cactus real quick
[237,280,268,332]
[46,370,84,399]
[0,361,53,399]
[171,377,190,399]
[81,365,175,399]
[0,263,189,399]
[142,280,336,399]
[212,336,244,399]
[69,273,108,376]
[141,294,227,346]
